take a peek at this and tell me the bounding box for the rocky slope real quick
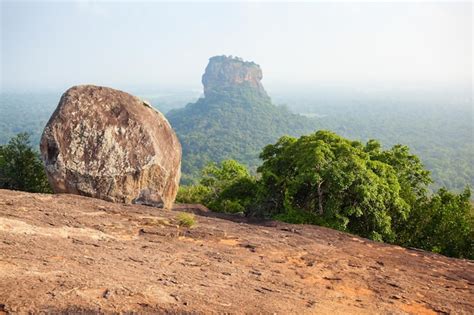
[0,189,473,314]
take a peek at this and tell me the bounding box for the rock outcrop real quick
[40,85,181,209]
[167,55,316,182]
[1,189,473,314]
[201,55,268,98]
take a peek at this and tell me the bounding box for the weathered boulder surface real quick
[40,85,181,209]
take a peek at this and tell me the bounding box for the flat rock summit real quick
[1,189,473,314]
[40,85,181,209]
[201,55,268,98]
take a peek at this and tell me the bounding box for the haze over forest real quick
[1,0,474,298]
[1,1,472,193]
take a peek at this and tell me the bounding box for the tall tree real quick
[257,131,409,241]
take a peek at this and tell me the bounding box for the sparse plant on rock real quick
[177,212,196,228]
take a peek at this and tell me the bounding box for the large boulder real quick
[40,85,181,209]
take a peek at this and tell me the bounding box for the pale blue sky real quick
[1,1,472,92]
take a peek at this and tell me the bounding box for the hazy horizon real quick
[1,1,472,95]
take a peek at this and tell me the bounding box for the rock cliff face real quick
[201,55,267,98]
[40,85,181,209]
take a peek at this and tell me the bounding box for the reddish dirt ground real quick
[0,189,473,314]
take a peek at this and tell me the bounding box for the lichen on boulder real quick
[40,85,181,209]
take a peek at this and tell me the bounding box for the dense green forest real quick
[271,89,473,192]
[0,93,59,145]
[2,130,471,258]
[0,89,472,193]
[177,131,474,259]
[167,85,317,184]
[169,88,472,192]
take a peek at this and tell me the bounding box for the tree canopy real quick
[179,131,473,259]
[177,159,257,214]
[257,131,413,241]
[0,133,51,193]
[167,85,317,184]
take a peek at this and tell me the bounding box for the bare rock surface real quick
[1,189,473,314]
[202,55,268,98]
[40,85,181,209]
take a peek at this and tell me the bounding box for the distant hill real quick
[167,56,317,183]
